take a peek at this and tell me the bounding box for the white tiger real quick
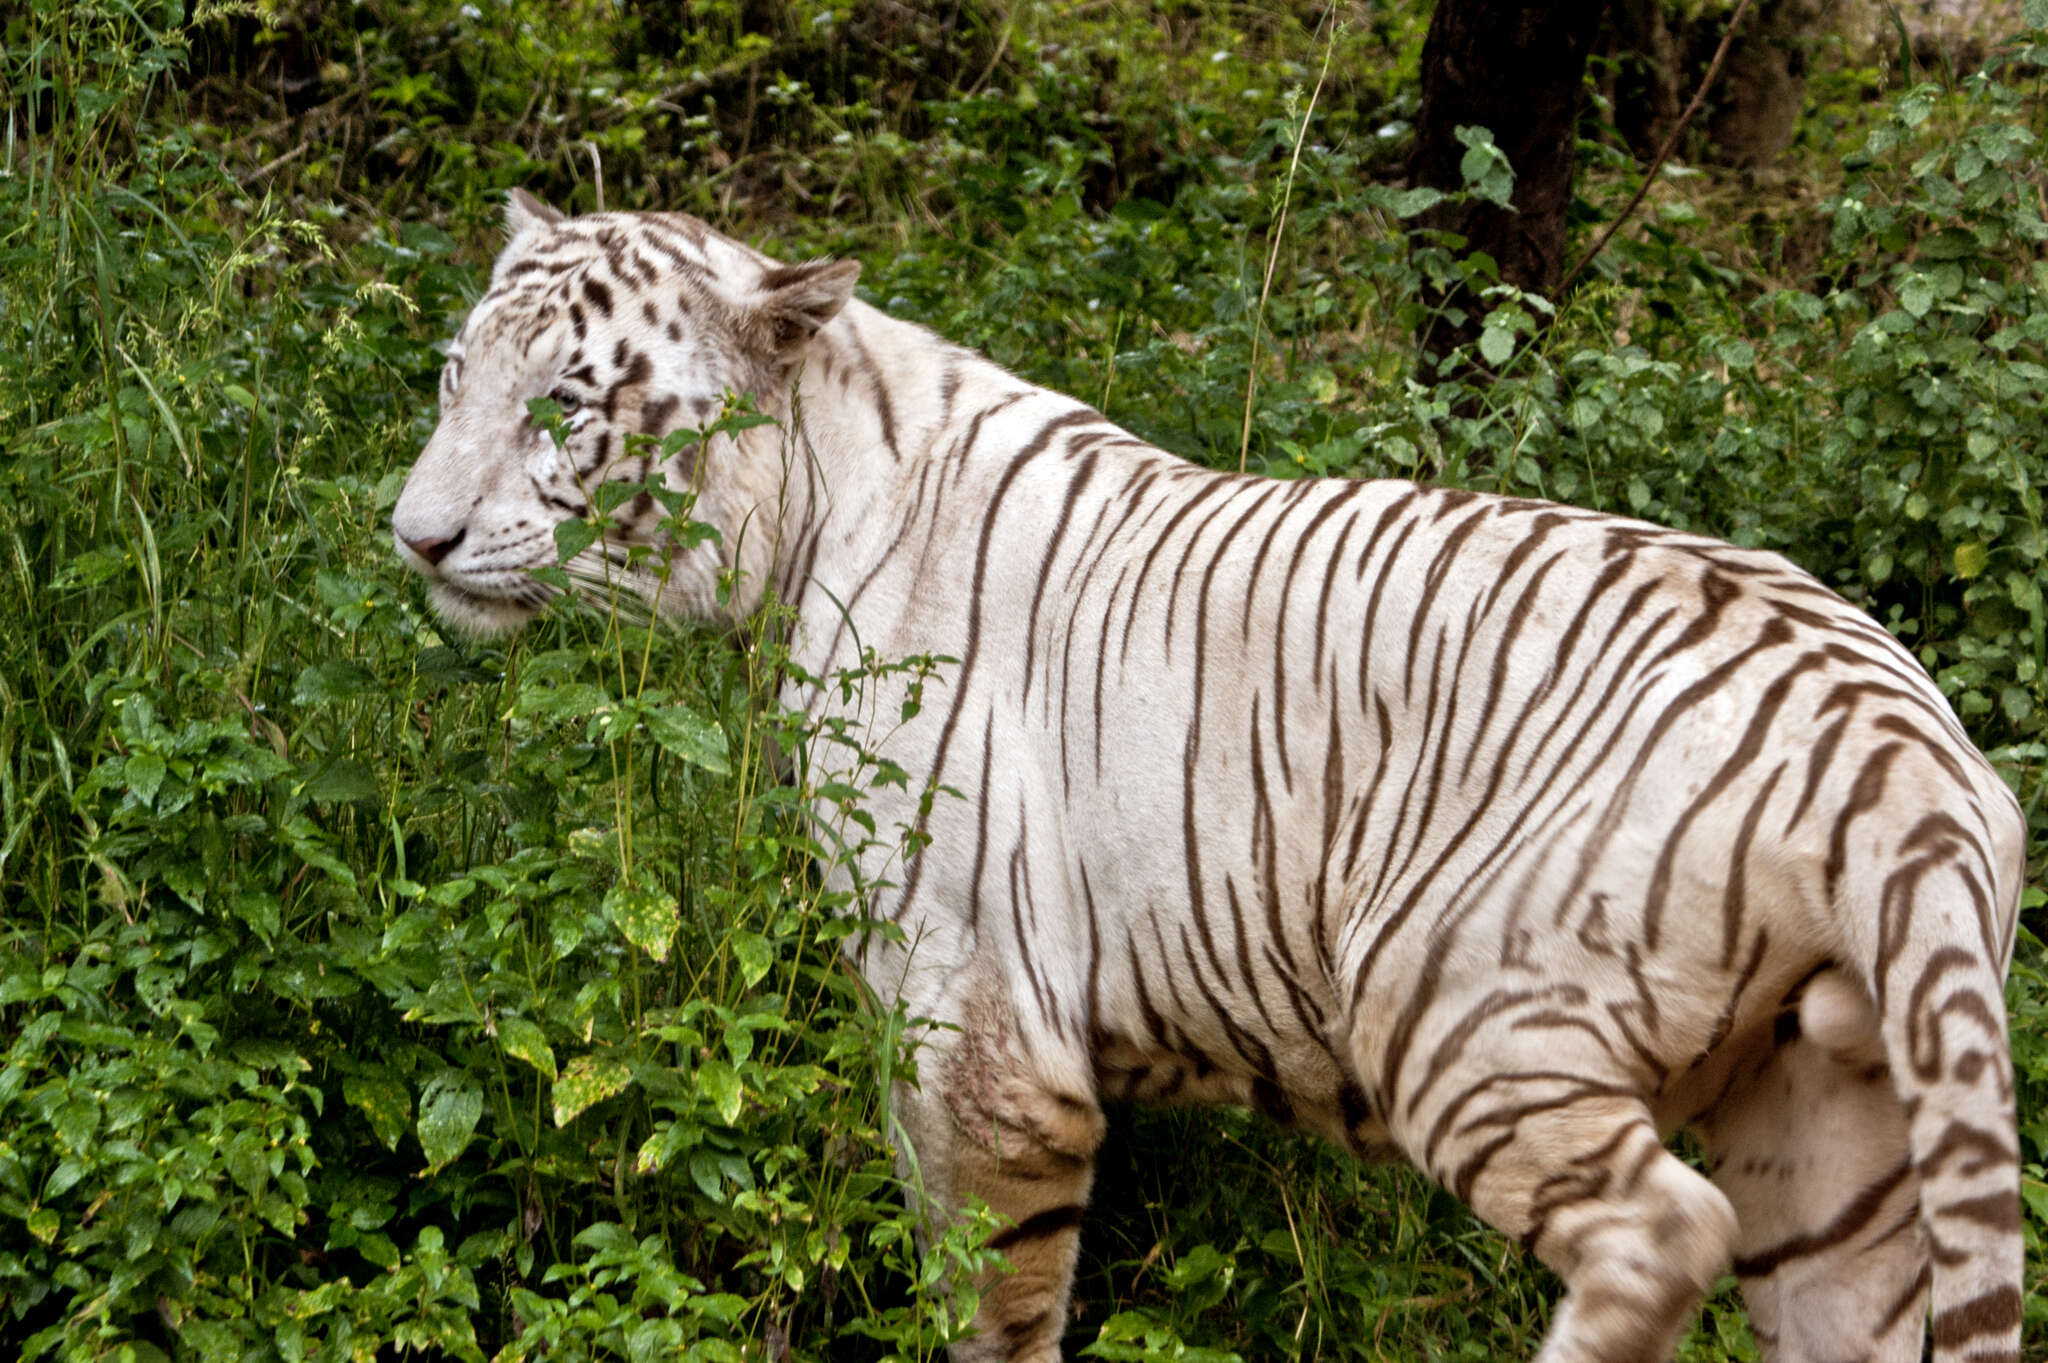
[393,191,2027,1363]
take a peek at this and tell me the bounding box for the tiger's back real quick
[394,196,2026,1363]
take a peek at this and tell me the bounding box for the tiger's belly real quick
[1089,1027,1396,1156]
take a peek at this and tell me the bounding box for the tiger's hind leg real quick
[1398,1065,1738,1363]
[1697,971,1928,1363]
[893,997,1104,1363]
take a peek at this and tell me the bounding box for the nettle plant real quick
[467,402,990,1362]
[0,401,988,1358]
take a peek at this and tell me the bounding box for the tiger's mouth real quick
[426,577,549,638]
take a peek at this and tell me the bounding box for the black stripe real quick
[987,1203,1087,1252]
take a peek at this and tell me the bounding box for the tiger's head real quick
[392,190,860,636]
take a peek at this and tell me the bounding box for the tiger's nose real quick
[400,527,466,567]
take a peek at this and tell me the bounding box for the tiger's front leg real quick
[893,989,1105,1362]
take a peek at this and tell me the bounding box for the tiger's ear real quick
[505,188,565,239]
[756,258,862,353]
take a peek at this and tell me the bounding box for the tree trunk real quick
[1409,0,1604,381]
[1708,0,1835,168]
[1600,0,1685,160]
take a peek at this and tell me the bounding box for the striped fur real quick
[394,194,2027,1363]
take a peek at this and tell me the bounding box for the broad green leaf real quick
[690,1149,730,1203]
[698,1059,744,1125]
[1953,541,1989,579]
[1477,325,1514,368]
[1899,273,1935,318]
[643,703,730,772]
[1453,124,1514,206]
[1714,338,1756,370]
[1387,186,1442,218]
[54,1099,98,1152]
[314,571,387,630]
[605,882,677,961]
[2022,1174,2048,1228]
[635,1121,696,1175]
[593,480,643,515]
[554,519,599,563]
[126,751,166,806]
[731,930,774,987]
[304,757,379,804]
[54,546,129,590]
[343,1072,412,1152]
[417,1073,484,1172]
[573,1222,635,1254]
[553,1053,633,1126]
[497,1016,557,1081]
[294,659,375,705]
[26,1208,58,1245]
[516,681,611,723]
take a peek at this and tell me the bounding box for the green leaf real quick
[51,546,128,591]
[731,931,774,988]
[343,1072,412,1152]
[1386,186,1443,218]
[554,519,599,563]
[417,1073,484,1172]
[1477,325,1514,368]
[1953,541,1989,579]
[553,1053,633,1126]
[605,882,677,961]
[1899,273,1935,318]
[643,704,730,772]
[282,814,358,890]
[698,1059,744,1125]
[26,1208,58,1245]
[315,571,386,629]
[2027,0,2048,27]
[516,680,612,724]
[1714,338,1756,370]
[593,481,643,515]
[304,757,379,804]
[1453,125,1514,206]
[416,646,495,688]
[294,660,375,705]
[2023,1174,2048,1228]
[497,1016,557,1081]
[690,1149,731,1203]
[222,383,258,410]
[54,1099,98,1152]
[126,751,167,806]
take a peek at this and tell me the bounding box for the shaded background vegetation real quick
[1,0,2044,1358]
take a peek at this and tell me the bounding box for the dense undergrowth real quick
[0,1,2044,1359]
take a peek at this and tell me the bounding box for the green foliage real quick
[1,0,2044,1359]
